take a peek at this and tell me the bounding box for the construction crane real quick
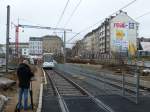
[18,24,71,31]
[13,23,71,58]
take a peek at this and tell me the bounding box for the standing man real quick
[16,60,34,111]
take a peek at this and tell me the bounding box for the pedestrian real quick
[16,59,34,111]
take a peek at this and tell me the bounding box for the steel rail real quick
[54,70,115,112]
[46,71,69,112]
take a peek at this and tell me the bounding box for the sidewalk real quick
[3,66,43,112]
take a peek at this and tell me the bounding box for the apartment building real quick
[29,37,43,55]
[80,10,139,60]
[71,40,83,58]
[42,35,63,54]
[9,42,29,57]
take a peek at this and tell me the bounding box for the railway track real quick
[56,64,150,97]
[43,69,115,112]
[47,70,86,96]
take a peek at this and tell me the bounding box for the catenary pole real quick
[64,31,66,64]
[6,5,10,73]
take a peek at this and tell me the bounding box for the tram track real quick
[56,64,150,96]
[44,69,114,112]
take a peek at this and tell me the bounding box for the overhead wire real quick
[66,19,104,42]
[115,0,137,14]
[56,0,70,27]
[64,0,82,27]
[67,0,137,43]
[135,11,150,19]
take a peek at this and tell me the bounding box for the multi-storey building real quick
[80,10,139,60]
[9,42,29,57]
[29,37,43,55]
[71,40,83,58]
[22,48,29,56]
[82,32,93,58]
[42,35,63,54]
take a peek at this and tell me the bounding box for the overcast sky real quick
[0,0,150,47]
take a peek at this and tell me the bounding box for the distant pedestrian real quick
[16,60,34,111]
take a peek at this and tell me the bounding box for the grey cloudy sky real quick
[0,0,150,47]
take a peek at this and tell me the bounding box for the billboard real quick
[110,13,138,56]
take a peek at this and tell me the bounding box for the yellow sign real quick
[128,41,137,56]
[116,30,125,40]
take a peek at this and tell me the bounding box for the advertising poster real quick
[111,18,137,56]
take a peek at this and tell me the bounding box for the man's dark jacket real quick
[17,63,34,89]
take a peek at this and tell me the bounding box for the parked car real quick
[142,68,150,76]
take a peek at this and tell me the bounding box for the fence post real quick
[122,71,125,96]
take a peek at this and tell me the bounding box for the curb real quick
[36,68,46,112]
[43,69,47,84]
[36,83,43,112]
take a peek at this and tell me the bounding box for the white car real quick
[143,69,150,74]
[42,61,55,69]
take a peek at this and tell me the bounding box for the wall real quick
[110,12,138,56]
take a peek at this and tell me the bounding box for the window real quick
[107,26,109,29]
[136,25,139,30]
[107,31,110,35]
[129,22,134,29]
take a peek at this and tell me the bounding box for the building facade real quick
[42,35,63,54]
[9,42,29,57]
[22,48,29,56]
[29,37,43,55]
[82,32,94,59]
[71,40,83,58]
[110,11,138,56]
[77,11,139,61]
